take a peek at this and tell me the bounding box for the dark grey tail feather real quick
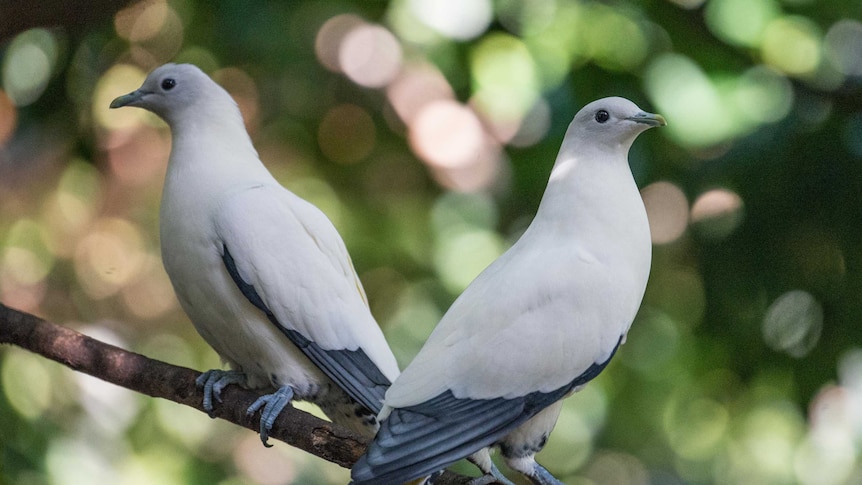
[351,340,622,484]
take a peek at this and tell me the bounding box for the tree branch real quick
[0,302,476,484]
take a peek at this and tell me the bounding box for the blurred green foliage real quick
[1,0,861,484]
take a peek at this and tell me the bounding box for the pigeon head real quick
[567,97,666,150]
[110,63,236,125]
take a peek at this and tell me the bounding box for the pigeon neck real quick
[168,103,253,149]
[534,140,644,238]
[164,103,272,190]
[527,140,651,290]
[544,139,628,193]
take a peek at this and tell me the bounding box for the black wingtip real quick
[221,243,392,416]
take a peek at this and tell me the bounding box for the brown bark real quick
[0,302,477,484]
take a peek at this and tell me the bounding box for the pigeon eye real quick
[595,110,610,123]
[161,78,177,91]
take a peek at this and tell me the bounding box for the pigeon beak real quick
[627,111,667,127]
[110,89,148,109]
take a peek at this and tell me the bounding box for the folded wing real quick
[216,184,398,413]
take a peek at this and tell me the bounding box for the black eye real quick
[161,78,177,91]
[595,110,609,123]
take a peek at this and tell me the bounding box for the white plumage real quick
[352,97,664,485]
[110,63,399,443]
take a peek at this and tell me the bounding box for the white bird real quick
[351,97,665,485]
[110,63,400,444]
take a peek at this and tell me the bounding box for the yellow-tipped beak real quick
[628,111,667,126]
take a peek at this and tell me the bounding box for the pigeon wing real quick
[352,347,617,485]
[215,184,397,413]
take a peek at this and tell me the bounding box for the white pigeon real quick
[351,97,665,485]
[110,63,400,444]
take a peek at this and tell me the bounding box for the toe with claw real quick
[468,465,517,485]
[195,369,246,416]
[525,463,565,485]
[246,385,295,447]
